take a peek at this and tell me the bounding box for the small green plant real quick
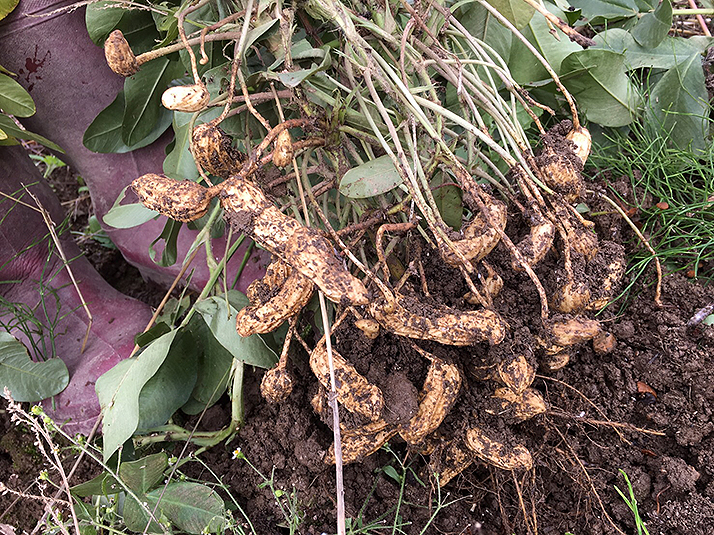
[28,153,67,179]
[614,469,650,535]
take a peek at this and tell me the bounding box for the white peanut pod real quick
[161,84,210,112]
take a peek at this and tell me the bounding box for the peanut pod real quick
[537,143,585,203]
[192,123,245,178]
[161,84,210,112]
[260,366,293,404]
[325,420,396,464]
[566,126,592,165]
[550,279,592,314]
[309,345,384,421]
[497,354,535,395]
[550,317,602,347]
[399,358,462,445]
[465,427,533,471]
[442,199,507,267]
[131,174,217,222]
[491,387,547,422]
[586,246,626,311]
[245,260,291,303]
[512,213,555,272]
[104,30,139,77]
[369,295,507,346]
[221,177,369,305]
[272,129,294,168]
[433,439,474,487]
[236,265,314,336]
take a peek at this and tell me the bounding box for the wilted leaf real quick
[0,74,35,117]
[646,52,710,153]
[561,49,640,127]
[0,332,69,402]
[194,292,278,369]
[339,155,404,198]
[631,0,672,49]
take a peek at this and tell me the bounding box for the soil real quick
[2,154,714,535]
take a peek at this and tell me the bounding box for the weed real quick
[29,153,67,179]
[614,469,650,535]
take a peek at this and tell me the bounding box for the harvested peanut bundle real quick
[465,427,533,471]
[369,295,507,346]
[162,83,210,112]
[442,199,507,267]
[104,30,139,77]
[272,129,294,168]
[497,354,536,395]
[324,420,397,464]
[220,177,370,305]
[236,264,314,336]
[131,174,217,222]
[192,123,245,178]
[399,356,462,446]
[309,344,384,421]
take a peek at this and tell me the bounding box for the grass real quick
[614,469,650,535]
[589,122,714,285]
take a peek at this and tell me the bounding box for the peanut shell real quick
[260,366,293,404]
[192,123,245,178]
[131,174,216,222]
[465,427,533,471]
[497,354,535,395]
[104,30,139,77]
[161,84,210,112]
[442,199,506,267]
[272,129,294,168]
[325,420,396,464]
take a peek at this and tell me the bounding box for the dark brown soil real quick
[2,157,714,534]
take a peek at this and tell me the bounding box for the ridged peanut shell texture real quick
[465,427,533,471]
[273,129,294,168]
[309,345,384,421]
[192,123,244,178]
[104,30,139,77]
[131,174,215,222]
[260,366,293,404]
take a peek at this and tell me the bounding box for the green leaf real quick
[71,472,122,497]
[146,482,226,534]
[0,115,63,152]
[339,155,404,198]
[485,0,535,28]
[243,18,280,50]
[182,315,234,414]
[560,49,640,127]
[594,29,700,70]
[0,332,69,402]
[433,182,463,231]
[103,203,158,228]
[0,128,7,140]
[85,0,126,44]
[122,58,183,146]
[119,453,169,495]
[0,0,19,21]
[194,292,278,369]
[136,330,197,431]
[269,48,332,88]
[149,218,181,267]
[645,53,710,154]
[123,497,166,533]
[631,0,672,48]
[96,330,178,461]
[84,91,173,153]
[567,0,638,23]
[0,74,35,117]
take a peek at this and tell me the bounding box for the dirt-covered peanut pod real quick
[260,366,293,404]
[369,295,508,346]
[497,354,536,395]
[354,318,380,339]
[511,209,555,272]
[586,242,627,311]
[550,317,603,347]
[550,278,592,314]
[536,124,587,203]
[592,331,617,355]
[540,351,570,372]
[272,129,294,168]
[131,173,217,222]
[399,356,462,446]
[490,387,547,422]
[325,420,397,464]
[566,126,592,165]
[220,177,370,305]
[192,123,245,178]
[104,30,139,77]
[465,427,533,471]
[442,199,507,267]
[236,264,314,336]
[309,344,384,421]
[161,83,210,112]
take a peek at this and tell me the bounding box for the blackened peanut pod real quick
[192,123,245,178]
[131,173,217,222]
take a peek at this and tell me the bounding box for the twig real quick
[686,0,712,36]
